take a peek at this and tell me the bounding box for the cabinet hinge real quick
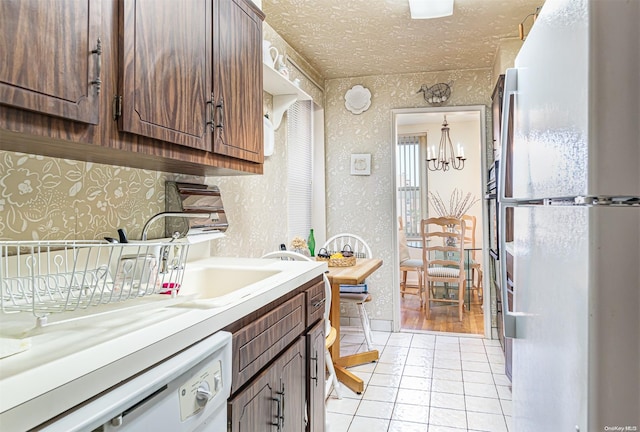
[113,95,122,120]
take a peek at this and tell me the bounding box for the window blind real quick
[397,134,427,238]
[287,100,313,242]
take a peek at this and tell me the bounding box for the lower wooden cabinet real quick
[231,293,305,393]
[279,338,306,432]
[306,321,326,432]
[226,276,325,432]
[228,337,305,432]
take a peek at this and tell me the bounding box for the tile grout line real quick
[331,331,511,432]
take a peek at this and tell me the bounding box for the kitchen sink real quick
[179,266,282,306]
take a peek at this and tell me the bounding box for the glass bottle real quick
[308,229,316,257]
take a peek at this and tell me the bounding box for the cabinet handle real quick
[215,99,224,129]
[271,395,281,428]
[310,350,319,386]
[90,38,102,94]
[277,383,285,428]
[206,93,215,131]
[312,298,326,309]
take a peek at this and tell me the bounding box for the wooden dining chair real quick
[421,217,466,321]
[322,233,374,351]
[461,214,483,300]
[261,251,343,401]
[398,217,424,306]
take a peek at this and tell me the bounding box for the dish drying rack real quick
[0,240,189,327]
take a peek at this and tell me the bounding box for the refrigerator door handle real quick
[499,202,517,338]
[498,68,517,204]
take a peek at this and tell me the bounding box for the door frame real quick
[391,105,491,338]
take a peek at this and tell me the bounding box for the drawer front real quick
[305,280,325,327]
[232,293,305,392]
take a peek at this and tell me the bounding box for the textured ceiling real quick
[262,0,545,79]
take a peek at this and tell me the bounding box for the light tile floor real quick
[326,330,512,432]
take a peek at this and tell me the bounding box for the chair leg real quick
[426,281,431,319]
[324,348,342,399]
[458,280,465,322]
[400,270,407,298]
[478,269,483,299]
[357,302,374,351]
[418,270,424,307]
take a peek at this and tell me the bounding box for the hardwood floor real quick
[400,289,484,335]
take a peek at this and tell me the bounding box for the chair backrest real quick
[461,214,477,259]
[322,233,372,258]
[261,251,332,334]
[420,217,465,281]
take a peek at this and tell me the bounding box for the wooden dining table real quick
[325,257,383,394]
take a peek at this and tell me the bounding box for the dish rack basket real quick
[0,240,189,326]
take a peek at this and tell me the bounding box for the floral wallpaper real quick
[0,151,201,241]
[324,68,494,328]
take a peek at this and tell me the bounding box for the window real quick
[396,134,427,238]
[287,100,313,241]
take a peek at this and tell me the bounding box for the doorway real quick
[391,106,490,337]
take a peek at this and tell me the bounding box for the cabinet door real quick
[213,0,263,163]
[0,0,101,124]
[231,293,305,393]
[228,363,278,432]
[119,0,212,151]
[279,337,306,432]
[306,322,326,432]
[229,338,306,432]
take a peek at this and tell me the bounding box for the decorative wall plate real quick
[345,85,371,114]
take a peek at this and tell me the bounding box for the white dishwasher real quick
[41,331,232,432]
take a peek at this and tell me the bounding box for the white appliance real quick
[498,0,640,431]
[40,331,232,432]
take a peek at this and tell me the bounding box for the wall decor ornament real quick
[344,85,372,114]
[417,82,452,105]
[350,153,371,176]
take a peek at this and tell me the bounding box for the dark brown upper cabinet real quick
[118,0,263,162]
[1,0,264,175]
[0,0,102,124]
[118,0,212,151]
[213,0,264,164]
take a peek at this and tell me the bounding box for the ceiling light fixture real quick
[409,0,454,19]
[426,115,465,171]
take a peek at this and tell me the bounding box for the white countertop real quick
[0,256,326,431]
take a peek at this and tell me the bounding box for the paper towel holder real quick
[164,181,229,238]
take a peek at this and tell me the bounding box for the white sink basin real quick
[179,265,282,306]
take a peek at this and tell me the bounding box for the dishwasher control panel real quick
[179,359,223,421]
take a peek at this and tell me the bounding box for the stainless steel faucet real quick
[140,212,213,241]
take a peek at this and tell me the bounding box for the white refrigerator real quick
[497,0,639,431]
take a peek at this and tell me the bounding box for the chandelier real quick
[426,115,466,171]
